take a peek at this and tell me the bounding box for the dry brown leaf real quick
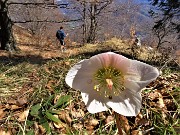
[18,109,29,121]
[46,80,55,92]
[54,122,66,129]
[119,114,130,134]
[105,115,114,124]
[164,99,176,110]
[64,61,70,66]
[158,97,165,108]
[89,119,99,127]
[136,118,150,126]
[17,97,28,106]
[7,99,17,104]
[44,67,51,74]
[34,122,39,135]
[157,89,169,96]
[71,109,85,118]
[148,91,161,100]
[136,113,143,119]
[0,109,6,120]
[54,95,61,104]
[85,126,94,135]
[0,129,11,135]
[0,109,4,116]
[10,105,21,110]
[53,115,67,129]
[157,96,168,124]
[85,125,94,130]
[98,112,106,120]
[58,110,72,124]
[72,123,83,130]
[39,125,46,134]
[131,130,140,135]
[149,101,157,107]
[0,105,4,109]
[135,113,143,126]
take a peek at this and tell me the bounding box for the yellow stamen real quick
[94,67,125,99]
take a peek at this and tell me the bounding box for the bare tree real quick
[62,0,113,44]
[149,0,180,49]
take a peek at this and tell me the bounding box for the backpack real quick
[56,30,65,40]
[56,30,60,39]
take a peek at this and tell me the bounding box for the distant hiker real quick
[130,34,141,59]
[134,35,141,47]
[56,26,67,52]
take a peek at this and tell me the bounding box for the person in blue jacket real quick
[56,26,67,52]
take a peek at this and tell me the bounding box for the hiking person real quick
[134,35,141,47]
[130,34,141,58]
[56,26,67,52]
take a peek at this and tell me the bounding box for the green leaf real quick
[52,95,71,109]
[49,109,61,114]
[39,117,48,124]
[144,89,152,93]
[30,103,41,117]
[26,120,34,127]
[26,130,34,135]
[43,95,54,107]
[42,121,50,134]
[45,111,61,123]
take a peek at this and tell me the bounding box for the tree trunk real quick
[87,2,97,43]
[0,0,17,51]
[82,0,87,45]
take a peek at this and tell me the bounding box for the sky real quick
[135,0,150,3]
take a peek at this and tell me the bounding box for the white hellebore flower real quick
[65,52,159,116]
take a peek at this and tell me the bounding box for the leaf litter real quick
[0,66,179,135]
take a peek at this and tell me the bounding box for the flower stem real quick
[115,112,123,135]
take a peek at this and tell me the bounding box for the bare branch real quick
[13,18,82,24]
[7,2,68,8]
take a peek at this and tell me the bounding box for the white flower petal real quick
[124,60,159,93]
[131,60,159,82]
[123,77,141,93]
[66,59,102,91]
[65,59,89,88]
[106,90,142,116]
[92,52,131,73]
[81,92,109,113]
[65,56,109,113]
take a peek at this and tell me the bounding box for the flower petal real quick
[91,52,131,73]
[106,90,142,116]
[81,92,109,113]
[65,57,109,113]
[124,60,159,93]
[65,59,89,88]
[65,59,102,91]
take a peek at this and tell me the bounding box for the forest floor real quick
[0,38,179,135]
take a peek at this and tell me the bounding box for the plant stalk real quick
[115,112,123,135]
